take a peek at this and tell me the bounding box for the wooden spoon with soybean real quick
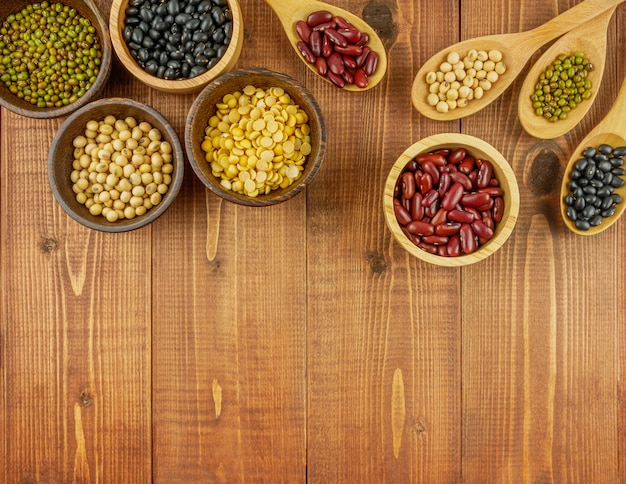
[263,0,387,91]
[560,75,626,236]
[518,7,617,139]
[411,0,624,121]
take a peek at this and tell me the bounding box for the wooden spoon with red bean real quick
[263,0,387,91]
[411,0,624,120]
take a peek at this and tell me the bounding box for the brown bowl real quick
[109,0,243,94]
[185,67,327,206]
[48,98,184,232]
[0,0,112,119]
[383,134,520,266]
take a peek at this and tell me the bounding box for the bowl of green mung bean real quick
[48,97,184,232]
[0,0,112,119]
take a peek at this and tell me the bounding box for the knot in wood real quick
[40,236,59,253]
[362,1,397,47]
[524,144,562,196]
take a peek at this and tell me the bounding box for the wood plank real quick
[150,0,307,480]
[306,1,461,482]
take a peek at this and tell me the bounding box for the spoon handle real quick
[524,0,624,47]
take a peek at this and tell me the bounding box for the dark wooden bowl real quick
[185,68,327,206]
[0,0,112,119]
[48,98,184,232]
[109,0,243,94]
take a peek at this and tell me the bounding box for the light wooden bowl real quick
[48,98,184,232]
[109,0,243,94]
[0,0,112,119]
[383,134,520,267]
[185,67,327,206]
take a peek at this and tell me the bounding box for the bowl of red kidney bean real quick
[109,0,243,94]
[383,134,520,266]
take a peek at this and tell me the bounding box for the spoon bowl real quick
[560,77,626,235]
[518,7,616,139]
[263,0,387,91]
[411,0,623,121]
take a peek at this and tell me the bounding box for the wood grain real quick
[1,0,625,482]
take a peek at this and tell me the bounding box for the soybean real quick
[0,1,102,108]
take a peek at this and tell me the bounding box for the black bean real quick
[184,3,195,14]
[168,32,182,45]
[581,205,597,219]
[181,62,191,77]
[603,173,613,186]
[192,32,209,42]
[123,25,134,43]
[167,0,180,15]
[577,177,589,187]
[566,207,577,221]
[212,29,225,44]
[144,60,159,75]
[154,20,168,31]
[589,215,603,226]
[583,147,596,158]
[197,0,212,13]
[159,51,169,65]
[610,176,625,188]
[137,48,150,62]
[599,144,613,155]
[166,59,181,69]
[602,207,616,218]
[190,65,207,77]
[127,6,140,16]
[170,50,185,60]
[574,158,588,171]
[156,4,167,16]
[131,27,144,44]
[598,160,612,173]
[585,164,597,180]
[128,41,142,51]
[126,15,141,26]
[195,54,209,66]
[590,178,604,188]
[174,13,192,24]
[139,7,154,23]
[156,65,166,78]
[223,21,233,40]
[583,194,596,205]
[212,6,226,25]
[148,28,161,40]
[575,220,591,230]
[574,197,586,211]
[213,0,228,5]
[141,36,155,49]
[596,186,612,198]
[216,45,228,58]
[612,194,623,204]
[612,146,626,157]
[601,196,614,211]
[582,185,596,195]
[200,15,214,32]
[164,67,177,79]
[203,46,217,58]
[565,195,574,206]
[186,18,201,30]
[612,167,625,176]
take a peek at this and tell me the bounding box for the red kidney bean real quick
[441,182,464,211]
[307,10,333,27]
[471,219,494,239]
[422,188,439,207]
[482,215,494,232]
[437,245,448,257]
[492,197,504,223]
[411,192,423,221]
[438,171,450,197]
[464,207,481,220]
[459,223,478,254]
[449,171,472,190]
[401,171,415,199]
[364,51,378,76]
[296,21,312,43]
[343,55,357,70]
[327,52,344,74]
[406,160,418,172]
[355,46,370,67]
[415,153,446,166]
[435,222,461,236]
[333,16,352,29]
[447,235,461,257]
[313,21,336,32]
[423,235,449,245]
[402,196,411,212]
[337,27,361,44]
[353,68,368,88]
[418,241,439,255]
[309,31,322,57]
[356,32,369,46]
[475,198,494,212]
[477,186,503,197]
[326,71,345,88]
[325,28,348,47]
[419,173,433,194]
[297,42,316,64]
[407,220,435,236]
[341,69,354,84]
[422,160,440,186]
[448,209,474,223]
[315,57,327,76]
[489,177,500,187]
[477,160,493,188]
[321,34,333,57]
[424,200,439,218]
[461,192,490,207]
[394,200,412,226]
[334,44,363,56]
[431,208,448,226]
[447,148,466,164]
[459,157,475,174]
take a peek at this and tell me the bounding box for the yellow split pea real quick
[201,85,312,198]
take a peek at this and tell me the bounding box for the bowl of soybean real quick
[48,97,184,232]
[185,67,327,206]
[0,0,112,119]
[109,0,243,94]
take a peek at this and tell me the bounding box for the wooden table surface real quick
[2,0,625,482]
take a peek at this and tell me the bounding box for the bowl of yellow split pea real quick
[185,67,327,206]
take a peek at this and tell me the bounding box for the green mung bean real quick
[530,51,593,123]
[0,1,101,109]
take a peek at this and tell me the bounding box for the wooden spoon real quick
[411,0,624,121]
[560,75,626,236]
[518,7,617,139]
[263,0,387,91]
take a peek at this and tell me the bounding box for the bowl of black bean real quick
[109,0,243,94]
[0,0,112,119]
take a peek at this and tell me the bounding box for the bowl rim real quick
[383,133,520,266]
[0,0,112,119]
[109,0,244,94]
[48,97,184,232]
[185,67,327,206]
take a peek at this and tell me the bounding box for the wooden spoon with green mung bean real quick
[560,74,626,236]
[411,0,625,121]
[518,7,617,139]
[263,0,388,91]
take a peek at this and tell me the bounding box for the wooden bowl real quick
[48,98,184,232]
[109,0,243,94]
[383,134,520,266]
[0,0,112,119]
[185,67,327,206]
